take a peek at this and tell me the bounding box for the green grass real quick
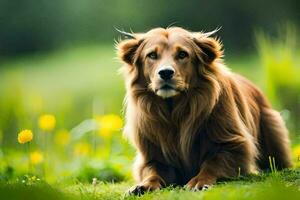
[1,170,300,200]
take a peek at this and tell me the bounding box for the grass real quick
[1,169,300,200]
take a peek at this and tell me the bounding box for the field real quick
[0,39,300,199]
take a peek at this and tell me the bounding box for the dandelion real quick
[293,145,300,158]
[38,114,56,180]
[30,151,44,165]
[54,129,71,146]
[18,130,33,144]
[95,114,123,138]
[74,142,91,156]
[293,145,300,168]
[38,114,56,131]
[18,130,33,173]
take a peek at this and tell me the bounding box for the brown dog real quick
[116,27,292,194]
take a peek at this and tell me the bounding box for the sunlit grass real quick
[1,170,299,200]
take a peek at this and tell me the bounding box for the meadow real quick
[0,30,300,199]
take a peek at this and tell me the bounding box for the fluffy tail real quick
[257,107,292,170]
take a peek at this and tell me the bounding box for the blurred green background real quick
[1,0,300,56]
[0,0,300,193]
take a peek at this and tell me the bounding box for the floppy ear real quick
[192,31,223,64]
[116,30,144,65]
[117,38,141,65]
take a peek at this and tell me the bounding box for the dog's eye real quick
[147,52,158,60]
[177,51,188,59]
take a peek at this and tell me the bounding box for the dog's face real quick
[140,28,196,98]
[117,27,222,98]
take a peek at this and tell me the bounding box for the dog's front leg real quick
[128,160,166,195]
[186,151,252,190]
[185,162,217,191]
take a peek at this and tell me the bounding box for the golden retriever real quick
[116,27,292,195]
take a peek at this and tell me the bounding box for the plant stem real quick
[27,142,31,174]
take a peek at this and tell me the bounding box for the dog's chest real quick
[156,125,217,177]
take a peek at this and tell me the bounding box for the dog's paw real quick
[127,180,162,196]
[185,176,215,191]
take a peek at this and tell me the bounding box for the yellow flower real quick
[38,114,56,131]
[293,145,300,159]
[74,142,91,156]
[18,130,33,144]
[55,129,71,146]
[95,114,123,138]
[293,145,300,167]
[30,151,44,165]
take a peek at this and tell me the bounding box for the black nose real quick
[158,69,174,80]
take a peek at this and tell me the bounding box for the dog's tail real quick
[257,103,293,170]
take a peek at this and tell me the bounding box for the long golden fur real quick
[116,27,292,194]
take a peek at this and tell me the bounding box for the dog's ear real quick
[116,31,143,65]
[192,30,223,64]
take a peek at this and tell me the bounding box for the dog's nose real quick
[158,69,174,80]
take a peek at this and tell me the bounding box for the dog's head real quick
[117,27,223,98]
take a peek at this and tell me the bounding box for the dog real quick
[116,27,292,195]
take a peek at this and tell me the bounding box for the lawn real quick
[1,170,300,200]
[0,43,299,199]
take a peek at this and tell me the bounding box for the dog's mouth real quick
[155,83,179,98]
[160,84,174,90]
